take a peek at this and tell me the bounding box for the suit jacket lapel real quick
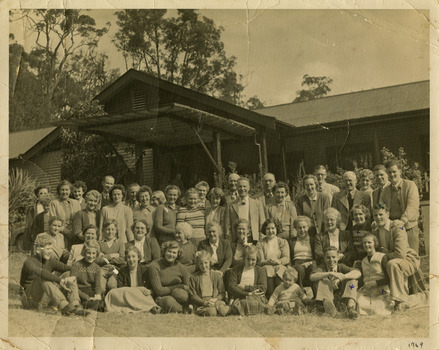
[340,191,349,209]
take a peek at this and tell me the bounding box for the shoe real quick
[394,302,408,313]
[62,303,90,317]
[232,299,244,316]
[150,306,164,315]
[347,306,358,320]
[323,298,337,317]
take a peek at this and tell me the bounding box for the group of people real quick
[19,160,428,319]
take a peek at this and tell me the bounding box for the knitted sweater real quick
[71,259,101,297]
[177,207,205,239]
[148,258,190,297]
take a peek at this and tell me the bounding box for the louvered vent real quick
[133,90,147,111]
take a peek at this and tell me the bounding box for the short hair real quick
[34,236,52,249]
[343,171,357,180]
[302,174,318,187]
[152,190,166,204]
[137,185,153,202]
[359,169,374,180]
[49,216,64,226]
[128,183,140,191]
[85,190,101,203]
[131,219,151,233]
[243,245,258,259]
[34,185,50,197]
[237,177,250,186]
[125,244,142,260]
[350,204,371,222]
[103,219,118,232]
[323,208,342,228]
[175,222,193,239]
[39,194,53,206]
[385,159,403,170]
[208,187,226,206]
[206,221,223,236]
[293,216,312,230]
[261,218,282,236]
[313,165,327,173]
[195,250,211,265]
[324,246,339,255]
[82,224,98,237]
[362,233,379,249]
[81,240,101,256]
[56,180,72,195]
[195,181,210,192]
[273,181,289,196]
[283,266,298,281]
[373,164,386,173]
[373,203,390,212]
[160,240,182,259]
[164,184,181,197]
[109,184,126,201]
[102,175,115,183]
[185,188,199,198]
[234,218,250,230]
[227,173,240,182]
[262,173,275,180]
[72,181,87,193]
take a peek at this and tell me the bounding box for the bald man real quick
[331,171,371,230]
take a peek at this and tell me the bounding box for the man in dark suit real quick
[225,173,240,204]
[372,164,390,208]
[331,171,371,230]
[257,173,276,217]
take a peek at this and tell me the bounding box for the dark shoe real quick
[62,303,90,317]
[150,306,164,315]
[347,306,358,319]
[323,298,337,317]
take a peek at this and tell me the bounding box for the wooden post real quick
[279,129,287,181]
[212,132,223,187]
[261,129,269,173]
[135,143,144,185]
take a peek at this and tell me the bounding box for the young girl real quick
[176,188,205,245]
[290,216,315,290]
[71,240,102,309]
[175,222,197,273]
[189,251,230,317]
[34,217,69,262]
[67,224,99,265]
[267,267,309,315]
[129,219,160,265]
[98,219,125,293]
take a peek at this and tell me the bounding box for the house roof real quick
[9,127,60,159]
[255,80,429,127]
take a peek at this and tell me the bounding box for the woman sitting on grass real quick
[189,250,230,317]
[175,222,197,273]
[149,241,191,313]
[105,245,161,314]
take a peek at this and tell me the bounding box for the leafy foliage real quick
[9,168,36,225]
[293,74,333,103]
[245,96,265,110]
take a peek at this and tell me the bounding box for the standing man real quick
[126,183,141,210]
[257,173,276,217]
[225,173,240,204]
[99,175,114,209]
[380,160,420,253]
[372,164,390,208]
[225,177,265,243]
[331,171,371,230]
[314,165,340,203]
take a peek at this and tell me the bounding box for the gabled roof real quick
[255,80,429,127]
[95,69,277,130]
[9,127,61,159]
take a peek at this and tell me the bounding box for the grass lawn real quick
[8,252,430,338]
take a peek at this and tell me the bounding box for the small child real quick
[34,217,69,262]
[268,267,309,315]
[67,224,99,265]
[189,251,230,317]
[71,240,102,310]
[30,194,53,244]
[19,236,88,316]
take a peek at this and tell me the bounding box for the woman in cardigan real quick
[295,174,331,237]
[72,190,101,242]
[100,184,134,244]
[204,187,226,233]
[257,218,290,298]
[133,186,156,235]
[351,204,372,264]
[154,185,180,246]
[105,245,160,313]
[174,222,197,273]
[314,208,355,266]
[127,219,160,266]
[149,241,190,313]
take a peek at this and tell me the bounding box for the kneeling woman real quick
[105,245,159,313]
[149,241,191,313]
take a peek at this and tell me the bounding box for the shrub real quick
[9,167,36,224]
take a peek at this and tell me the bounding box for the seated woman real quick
[177,188,206,246]
[127,219,160,266]
[154,185,180,246]
[351,204,372,264]
[314,208,355,266]
[100,184,134,244]
[227,245,270,316]
[149,241,190,313]
[133,186,156,234]
[257,218,290,298]
[295,175,331,237]
[204,187,226,233]
[189,251,230,317]
[34,217,69,263]
[195,181,211,211]
[105,245,160,313]
[231,219,254,267]
[72,190,101,242]
[266,181,297,240]
[356,234,393,315]
[197,221,232,277]
[70,240,102,310]
[289,216,316,290]
[67,224,99,265]
[151,190,166,208]
[175,222,197,273]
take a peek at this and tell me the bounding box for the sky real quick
[10,9,430,107]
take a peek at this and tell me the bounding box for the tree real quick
[113,9,244,104]
[293,74,333,103]
[245,95,265,110]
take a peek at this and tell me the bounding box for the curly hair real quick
[293,216,312,230]
[109,184,126,202]
[350,204,371,222]
[261,218,282,236]
[137,185,153,202]
[81,239,101,256]
[273,181,289,196]
[323,208,342,228]
[56,180,72,195]
[164,185,181,197]
[72,181,87,193]
[160,240,182,260]
[131,219,151,233]
[302,174,318,187]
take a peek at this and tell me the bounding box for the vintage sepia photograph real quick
[4,2,438,349]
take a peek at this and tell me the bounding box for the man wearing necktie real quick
[372,164,390,208]
[225,173,240,204]
[257,173,276,217]
[225,177,265,243]
[331,171,371,231]
[379,160,420,253]
[99,175,114,209]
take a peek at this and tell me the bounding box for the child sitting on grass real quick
[34,217,70,263]
[268,267,309,315]
[189,250,230,317]
[71,240,103,310]
[19,236,88,316]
